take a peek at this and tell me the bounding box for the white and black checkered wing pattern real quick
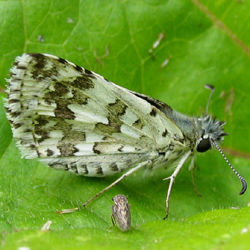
[5,53,186,177]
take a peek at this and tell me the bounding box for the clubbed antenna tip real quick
[213,140,247,195]
[239,178,247,195]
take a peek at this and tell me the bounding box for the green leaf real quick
[1,0,250,249]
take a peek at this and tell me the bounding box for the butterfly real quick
[5,53,247,218]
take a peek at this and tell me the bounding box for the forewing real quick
[5,53,184,176]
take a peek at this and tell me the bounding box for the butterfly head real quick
[196,115,228,153]
[194,85,247,195]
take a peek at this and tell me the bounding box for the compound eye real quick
[197,138,211,152]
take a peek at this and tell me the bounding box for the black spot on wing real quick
[16,65,27,70]
[27,54,60,80]
[108,99,127,117]
[58,57,68,64]
[70,163,79,174]
[85,69,93,75]
[162,129,168,137]
[58,143,79,156]
[9,111,21,118]
[132,119,144,130]
[28,53,47,69]
[109,162,119,171]
[54,103,75,119]
[35,130,50,143]
[79,164,89,175]
[75,64,83,72]
[70,76,94,89]
[93,142,101,154]
[96,166,104,175]
[35,117,49,126]
[46,149,54,156]
[13,123,22,129]
[131,92,173,114]
[150,108,157,117]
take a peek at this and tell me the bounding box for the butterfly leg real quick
[83,160,151,207]
[163,151,191,219]
[189,156,202,197]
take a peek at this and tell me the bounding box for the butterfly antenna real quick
[212,140,247,195]
[204,84,215,115]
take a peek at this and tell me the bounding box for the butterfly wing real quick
[5,53,187,176]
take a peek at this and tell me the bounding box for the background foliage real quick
[1,0,250,249]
